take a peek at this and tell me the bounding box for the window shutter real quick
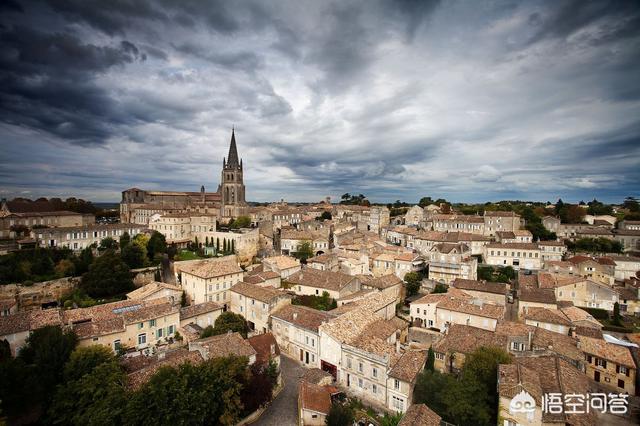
[616,365,620,374]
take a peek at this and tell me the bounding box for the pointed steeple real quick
[226,127,240,168]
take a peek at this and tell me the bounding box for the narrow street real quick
[253,355,307,426]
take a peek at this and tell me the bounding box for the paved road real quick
[253,355,306,426]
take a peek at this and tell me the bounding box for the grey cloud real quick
[0,0,639,203]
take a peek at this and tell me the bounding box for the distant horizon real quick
[3,192,636,207]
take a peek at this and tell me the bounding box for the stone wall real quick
[0,277,78,311]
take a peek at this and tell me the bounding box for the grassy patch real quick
[174,250,203,261]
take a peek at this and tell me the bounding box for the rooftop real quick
[451,278,508,295]
[263,255,301,270]
[179,301,224,320]
[271,304,335,332]
[191,332,257,360]
[287,268,356,292]
[388,350,427,383]
[179,256,243,279]
[524,307,572,326]
[578,336,635,368]
[398,404,441,426]
[230,281,289,304]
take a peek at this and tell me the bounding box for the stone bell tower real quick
[220,128,248,219]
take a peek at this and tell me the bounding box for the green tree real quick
[62,345,115,382]
[50,358,128,425]
[98,237,118,251]
[294,241,314,262]
[320,211,332,221]
[73,247,94,275]
[380,412,403,426]
[80,250,134,298]
[121,243,146,269]
[180,291,188,307]
[414,346,511,426]
[17,326,78,410]
[147,231,167,261]
[119,232,131,249]
[426,346,435,371]
[211,312,250,338]
[432,284,447,294]
[325,403,354,426]
[404,272,422,296]
[623,197,639,212]
[125,357,247,426]
[55,258,76,277]
[230,216,251,229]
[0,356,32,418]
[132,234,149,260]
[418,197,434,207]
[613,302,622,326]
[0,340,10,362]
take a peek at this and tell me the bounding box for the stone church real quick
[120,129,248,224]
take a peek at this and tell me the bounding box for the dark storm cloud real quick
[0,0,639,203]
[527,0,640,45]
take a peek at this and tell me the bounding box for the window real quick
[372,367,377,378]
[114,340,121,351]
[392,395,404,411]
[347,358,352,369]
[394,379,400,390]
[358,362,363,373]
[511,341,525,352]
[417,308,421,314]
[358,378,363,388]
[149,319,156,327]
[435,352,444,360]
[138,322,143,329]
[137,333,146,345]
[372,384,377,394]
[595,358,607,368]
[168,325,175,335]
[157,328,163,338]
[618,379,625,389]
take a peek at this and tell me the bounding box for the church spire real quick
[226,127,240,168]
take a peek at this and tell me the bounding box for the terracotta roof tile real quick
[452,278,509,295]
[398,404,441,426]
[179,256,243,279]
[287,268,356,292]
[271,304,335,333]
[248,332,280,366]
[389,350,427,383]
[231,282,290,304]
[180,301,223,320]
[578,336,635,368]
[524,307,572,326]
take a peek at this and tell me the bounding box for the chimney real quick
[293,312,298,320]
[158,352,166,360]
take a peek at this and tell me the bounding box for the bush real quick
[602,325,633,333]
[583,307,609,320]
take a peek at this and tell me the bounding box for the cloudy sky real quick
[1,0,639,204]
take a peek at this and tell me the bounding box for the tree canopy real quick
[293,241,314,262]
[80,250,134,298]
[201,312,250,338]
[414,346,511,426]
[404,272,422,296]
[146,231,167,262]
